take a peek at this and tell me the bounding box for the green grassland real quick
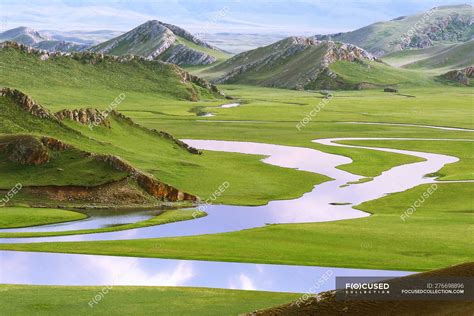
[0,284,300,316]
[0,45,472,272]
[0,45,219,107]
[0,207,86,228]
[0,209,205,238]
[0,92,325,207]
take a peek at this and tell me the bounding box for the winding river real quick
[0,136,469,292]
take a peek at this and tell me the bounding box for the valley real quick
[0,2,473,315]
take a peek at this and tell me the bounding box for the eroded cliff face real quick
[91,154,197,202]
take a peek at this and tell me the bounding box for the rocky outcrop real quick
[0,87,56,120]
[164,44,217,66]
[401,14,474,50]
[441,66,473,85]
[41,137,71,151]
[3,136,49,165]
[322,41,378,65]
[55,108,110,128]
[174,66,224,97]
[157,131,202,155]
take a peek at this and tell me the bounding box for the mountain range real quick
[0,4,472,88]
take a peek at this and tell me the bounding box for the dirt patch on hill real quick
[18,179,154,206]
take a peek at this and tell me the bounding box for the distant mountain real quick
[0,27,88,52]
[314,4,473,56]
[383,39,474,72]
[40,30,123,45]
[206,37,387,90]
[0,26,49,46]
[33,40,89,53]
[199,33,288,54]
[89,20,229,66]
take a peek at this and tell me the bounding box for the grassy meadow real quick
[0,42,472,316]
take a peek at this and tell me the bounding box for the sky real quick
[0,0,469,35]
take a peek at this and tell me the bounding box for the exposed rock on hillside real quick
[55,108,110,128]
[441,66,473,85]
[0,87,55,120]
[165,44,216,65]
[90,154,197,202]
[3,136,49,165]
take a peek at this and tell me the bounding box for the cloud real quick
[0,0,463,34]
[229,273,257,290]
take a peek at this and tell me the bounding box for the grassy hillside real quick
[0,207,86,228]
[202,37,436,90]
[0,284,299,316]
[383,40,474,73]
[0,43,220,103]
[326,60,434,88]
[0,89,324,207]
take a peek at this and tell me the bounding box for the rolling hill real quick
[89,20,229,66]
[0,87,199,207]
[314,4,473,56]
[383,39,474,72]
[204,37,433,90]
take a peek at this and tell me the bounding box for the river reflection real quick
[0,251,412,292]
[0,138,459,244]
